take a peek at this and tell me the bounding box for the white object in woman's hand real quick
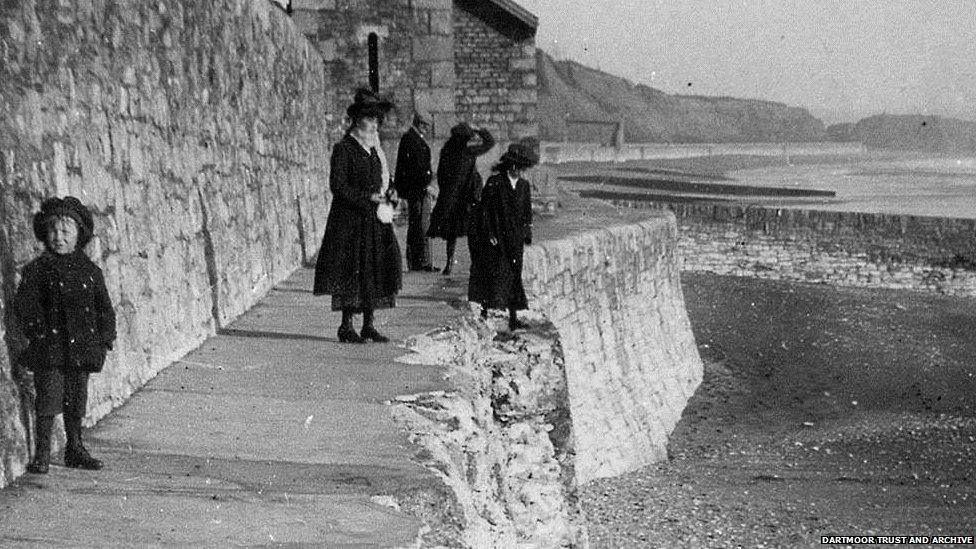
[377,203,395,224]
[370,192,384,203]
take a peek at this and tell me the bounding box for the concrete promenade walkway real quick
[0,246,469,547]
[0,195,649,547]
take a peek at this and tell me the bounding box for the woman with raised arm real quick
[427,123,495,275]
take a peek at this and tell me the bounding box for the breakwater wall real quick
[393,216,704,546]
[611,201,976,295]
[0,0,332,485]
[542,141,865,164]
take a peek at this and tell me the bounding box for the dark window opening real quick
[368,33,379,93]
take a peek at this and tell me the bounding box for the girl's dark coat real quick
[428,128,495,239]
[15,251,116,373]
[467,173,532,310]
[313,134,402,310]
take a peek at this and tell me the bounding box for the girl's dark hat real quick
[32,196,95,248]
[346,88,394,120]
[499,142,539,169]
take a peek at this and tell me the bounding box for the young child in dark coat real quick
[15,196,116,473]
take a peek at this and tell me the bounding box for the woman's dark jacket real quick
[313,134,402,310]
[15,251,116,372]
[428,128,495,239]
[467,173,532,310]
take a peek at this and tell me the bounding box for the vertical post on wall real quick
[368,33,379,93]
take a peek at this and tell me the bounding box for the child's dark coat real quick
[16,251,116,375]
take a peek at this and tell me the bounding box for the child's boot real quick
[64,415,102,470]
[27,415,53,474]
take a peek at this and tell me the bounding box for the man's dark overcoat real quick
[393,127,432,201]
[428,128,495,239]
[467,173,532,310]
[314,134,402,311]
[394,126,435,269]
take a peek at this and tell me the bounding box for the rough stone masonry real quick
[0,0,333,485]
[522,217,704,482]
[614,201,976,297]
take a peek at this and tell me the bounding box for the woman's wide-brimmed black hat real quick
[498,142,539,170]
[32,196,95,248]
[346,88,394,121]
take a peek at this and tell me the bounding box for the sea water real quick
[731,155,976,218]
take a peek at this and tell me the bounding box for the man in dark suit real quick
[394,111,437,271]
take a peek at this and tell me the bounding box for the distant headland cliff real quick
[828,115,976,153]
[537,50,827,143]
[539,51,976,153]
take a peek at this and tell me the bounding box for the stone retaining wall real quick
[0,0,332,486]
[522,217,703,483]
[613,201,976,295]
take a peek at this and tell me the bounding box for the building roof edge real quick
[487,0,539,30]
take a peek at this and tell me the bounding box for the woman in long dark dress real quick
[313,89,402,343]
[427,123,495,275]
[467,143,539,331]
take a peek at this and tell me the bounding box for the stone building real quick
[290,0,538,143]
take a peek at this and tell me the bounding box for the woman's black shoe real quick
[27,460,49,474]
[338,325,366,343]
[360,326,390,343]
[65,448,103,470]
[509,319,529,331]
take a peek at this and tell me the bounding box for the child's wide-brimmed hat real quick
[498,142,539,170]
[346,88,394,121]
[32,196,94,248]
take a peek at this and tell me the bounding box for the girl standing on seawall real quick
[467,142,539,331]
[16,196,117,473]
[313,89,402,344]
[427,123,495,275]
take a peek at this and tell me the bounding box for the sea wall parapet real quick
[612,201,976,295]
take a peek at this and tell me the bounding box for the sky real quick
[519,0,976,124]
